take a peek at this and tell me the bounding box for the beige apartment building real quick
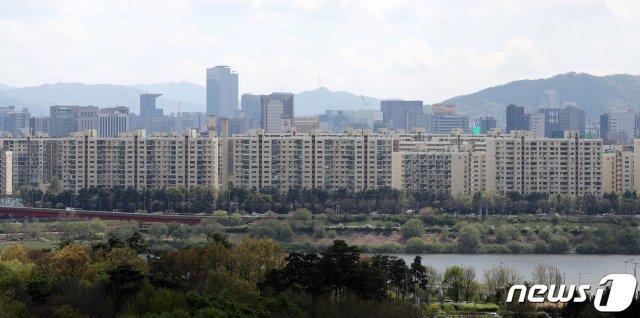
[229,129,393,192]
[602,147,634,194]
[0,128,218,192]
[391,151,469,197]
[0,150,12,195]
[0,135,60,190]
[485,131,603,196]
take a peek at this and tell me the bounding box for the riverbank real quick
[228,212,640,255]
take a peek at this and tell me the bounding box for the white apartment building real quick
[485,131,602,196]
[0,128,218,192]
[229,129,393,192]
[0,150,12,195]
[391,151,469,197]
[602,148,634,194]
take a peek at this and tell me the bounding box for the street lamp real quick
[143,196,147,212]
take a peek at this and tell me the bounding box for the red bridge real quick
[0,207,204,224]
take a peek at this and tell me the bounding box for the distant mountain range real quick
[0,82,381,116]
[2,72,640,117]
[443,72,640,116]
[0,83,200,115]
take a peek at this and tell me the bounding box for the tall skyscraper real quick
[206,66,238,118]
[241,94,261,130]
[261,93,294,132]
[381,100,425,132]
[140,93,162,131]
[50,106,77,137]
[505,104,527,133]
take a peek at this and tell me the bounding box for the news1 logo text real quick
[507,274,638,312]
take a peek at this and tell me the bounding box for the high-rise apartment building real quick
[0,127,219,192]
[0,150,13,195]
[228,129,392,192]
[206,66,238,118]
[485,131,602,196]
[602,147,634,194]
[261,93,294,132]
[391,151,469,197]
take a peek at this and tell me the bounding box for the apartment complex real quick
[229,129,393,192]
[485,131,602,196]
[2,121,638,198]
[0,128,218,192]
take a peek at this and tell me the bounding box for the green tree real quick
[148,223,168,242]
[443,266,465,302]
[48,176,63,195]
[173,225,191,243]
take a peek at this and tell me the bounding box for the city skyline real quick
[1,1,640,104]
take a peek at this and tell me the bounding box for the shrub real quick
[548,235,569,253]
[507,241,533,254]
[458,224,481,253]
[534,241,548,253]
[400,218,425,239]
[479,244,511,254]
[248,220,293,242]
[404,237,428,253]
[576,240,599,254]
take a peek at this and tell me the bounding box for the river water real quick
[389,254,640,288]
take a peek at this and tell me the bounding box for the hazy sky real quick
[1,0,639,103]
